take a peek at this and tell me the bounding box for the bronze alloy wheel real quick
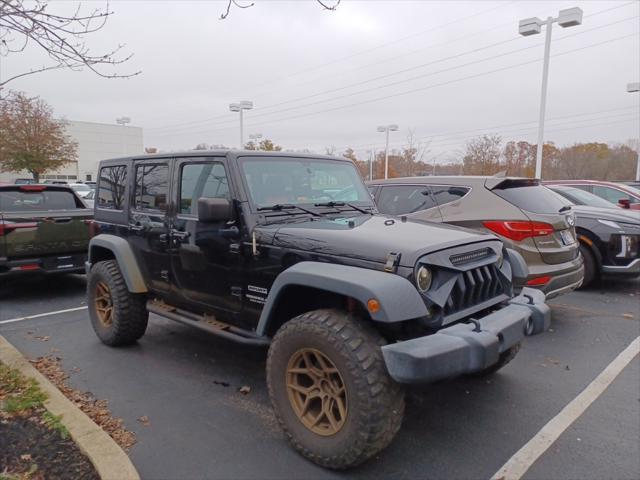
[286,348,347,436]
[94,281,113,327]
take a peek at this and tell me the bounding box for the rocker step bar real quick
[147,300,270,346]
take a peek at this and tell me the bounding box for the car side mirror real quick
[197,197,232,223]
[618,198,631,209]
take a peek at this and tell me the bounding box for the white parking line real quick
[492,335,640,480]
[0,306,88,325]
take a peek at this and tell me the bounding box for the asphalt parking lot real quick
[1,275,638,480]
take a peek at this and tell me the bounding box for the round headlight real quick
[416,266,433,292]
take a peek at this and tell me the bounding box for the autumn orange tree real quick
[0,91,77,182]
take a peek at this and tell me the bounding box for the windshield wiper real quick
[257,203,321,217]
[314,201,371,214]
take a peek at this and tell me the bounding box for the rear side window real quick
[493,185,567,214]
[98,165,127,210]
[378,185,437,215]
[593,185,639,204]
[134,164,169,212]
[430,185,470,206]
[180,162,230,215]
[0,189,79,212]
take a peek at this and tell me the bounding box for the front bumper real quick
[381,288,550,384]
[602,258,640,274]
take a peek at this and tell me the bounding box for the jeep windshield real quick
[240,157,373,213]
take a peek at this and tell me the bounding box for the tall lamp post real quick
[116,116,131,156]
[229,101,253,148]
[249,133,263,149]
[519,7,583,179]
[628,82,640,181]
[377,124,398,179]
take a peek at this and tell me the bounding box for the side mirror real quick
[618,198,631,209]
[198,197,232,223]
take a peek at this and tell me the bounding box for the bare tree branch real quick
[219,0,341,20]
[0,0,139,88]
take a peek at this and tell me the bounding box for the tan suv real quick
[368,176,584,299]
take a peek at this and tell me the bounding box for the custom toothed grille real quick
[449,248,493,266]
[443,264,505,317]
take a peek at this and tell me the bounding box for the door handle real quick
[171,230,190,241]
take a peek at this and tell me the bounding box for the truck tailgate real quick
[0,186,92,265]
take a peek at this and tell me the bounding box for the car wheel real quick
[87,260,148,346]
[266,309,404,469]
[579,243,598,288]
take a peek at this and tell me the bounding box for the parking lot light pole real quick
[519,7,583,179]
[377,124,399,179]
[627,82,640,181]
[229,101,253,148]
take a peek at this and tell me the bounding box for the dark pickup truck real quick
[0,184,92,278]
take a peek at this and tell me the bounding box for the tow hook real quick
[469,318,481,332]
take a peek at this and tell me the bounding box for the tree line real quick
[1,93,637,182]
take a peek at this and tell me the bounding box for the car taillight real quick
[19,185,46,191]
[483,221,555,242]
[0,221,38,236]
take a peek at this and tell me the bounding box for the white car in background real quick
[69,183,93,198]
[82,188,95,208]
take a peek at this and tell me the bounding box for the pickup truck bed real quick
[0,185,93,277]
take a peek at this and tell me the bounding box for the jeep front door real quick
[170,158,241,314]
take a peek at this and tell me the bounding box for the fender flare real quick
[88,234,147,293]
[505,248,529,282]
[255,261,429,336]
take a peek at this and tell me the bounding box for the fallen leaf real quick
[622,313,635,319]
[34,335,50,342]
[239,386,251,395]
[137,416,151,427]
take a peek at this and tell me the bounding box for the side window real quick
[97,165,127,210]
[593,186,636,204]
[430,185,470,206]
[134,164,169,212]
[179,162,230,215]
[377,185,437,215]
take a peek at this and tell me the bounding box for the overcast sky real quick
[1,0,639,162]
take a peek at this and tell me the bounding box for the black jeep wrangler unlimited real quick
[86,151,549,469]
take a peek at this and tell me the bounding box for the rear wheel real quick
[88,260,148,346]
[267,309,404,469]
[579,243,598,288]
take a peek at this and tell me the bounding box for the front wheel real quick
[266,309,404,469]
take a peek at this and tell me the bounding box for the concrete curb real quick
[0,335,140,480]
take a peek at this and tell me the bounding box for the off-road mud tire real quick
[267,309,405,470]
[88,260,148,346]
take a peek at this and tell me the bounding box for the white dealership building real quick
[0,120,143,183]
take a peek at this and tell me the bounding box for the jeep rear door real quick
[128,161,172,293]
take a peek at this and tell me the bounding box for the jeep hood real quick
[262,214,496,267]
